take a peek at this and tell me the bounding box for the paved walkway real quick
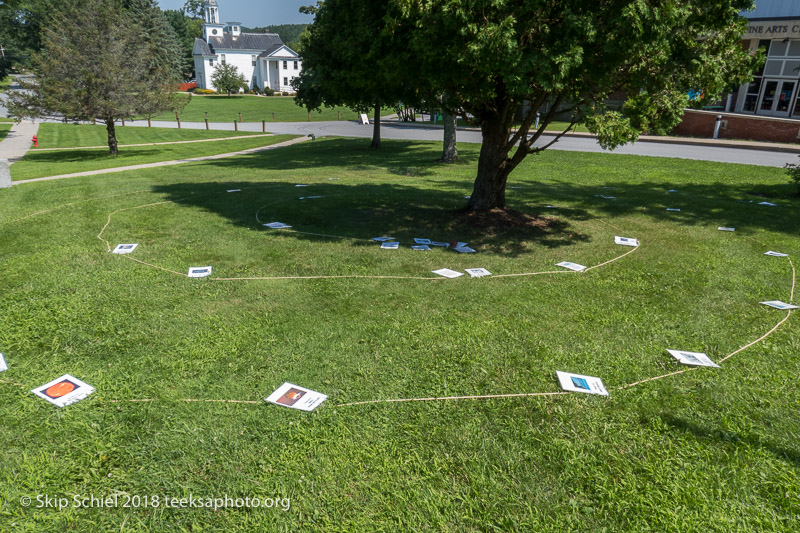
[13,136,309,185]
[0,120,39,164]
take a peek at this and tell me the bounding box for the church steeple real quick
[202,0,224,41]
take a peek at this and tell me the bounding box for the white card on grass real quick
[556,371,609,396]
[464,195,471,199]
[188,266,212,278]
[765,251,789,257]
[264,222,291,229]
[556,261,586,272]
[414,238,431,244]
[759,201,777,206]
[411,245,431,251]
[226,189,241,192]
[454,246,476,253]
[31,374,94,407]
[372,236,394,242]
[0,353,7,372]
[666,208,681,212]
[265,382,327,412]
[668,189,678,193]
[614,236,639,247]
[430,241,449,247]
[667,349,720,368]
[112,243,138,254]
[328,178,339,180]
[295,184,309,187]
[432,268,463,278]
[595,195,616,199]
[381,241,399,249]
[718,227,735,232]
[545,205,558,209]
[299,195,324,200]
[465,268,492,278]
[760,300,799,310]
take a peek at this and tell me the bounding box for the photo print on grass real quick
[556,261,587,272]
[31,374,94,407]
[667,349,720,368]
[112,243,138,254]
[432,268,463,278]
[556,371,609,396]
[265,382,327,412]
[381,241,400,250]
[760,300,799,310]
[188,266,212,278]
[765,251,789,257]
[465,268,492,278]
[264,222,291,229]
[0,353,7,372]
[614,236,639,247]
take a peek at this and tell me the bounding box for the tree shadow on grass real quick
[661,414,800,468]
[22,148,160,164]
[150,179,592,257]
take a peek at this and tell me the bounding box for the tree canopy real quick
[8,0,186,155]
[211,62,246,95]
[293,0,420,148]
[390,0,760,210]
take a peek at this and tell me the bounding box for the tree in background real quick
[0,0,55,70]
[211,62,246,95]
[392,0,760,211]
[163,7,203,80]
[244,24,308,52]
[8,0,185,155]
[294,0,416,149]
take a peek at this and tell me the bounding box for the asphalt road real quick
[2,80,796,168]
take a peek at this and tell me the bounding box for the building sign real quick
[746,21,800,39]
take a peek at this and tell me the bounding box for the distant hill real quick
[242,24,307,51]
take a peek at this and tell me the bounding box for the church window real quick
[284,77,288,86]
[294,61,298,70]
[209,58,214,66]
[252,55,256,67]
[221,54,226,65]
[283,61,288,69]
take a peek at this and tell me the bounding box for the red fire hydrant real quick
[32,135,38,147]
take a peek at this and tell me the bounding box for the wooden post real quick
[148,114,151,127]
[205,111,208,120]
[238,112,242,122]
[177,118,181,129]
[308,112,311,121]
[338,111,341,120]
[272,112,275,121]
[262,120,266,133]
[234,120,238,132]
[205,118,209,130]
[93,118,96,125]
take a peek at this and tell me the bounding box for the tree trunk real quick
[370,104,381,149]
[105,116,118,156]
[467,116,515,211]
[439,111,458,163]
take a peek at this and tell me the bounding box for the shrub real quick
[282,91,291,96]
[785,158,800,195]
[193,88,216,94]
[263,87,275,96]
[251,85,261,95]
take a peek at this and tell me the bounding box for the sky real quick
[155,0,315,26]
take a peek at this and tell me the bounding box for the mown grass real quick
[31,123,267,149]
[0,123,10,142]
[10,134,299,181]
[150,94,392,123]
[0,137,798,531]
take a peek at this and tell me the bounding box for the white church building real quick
[192,0,302,93]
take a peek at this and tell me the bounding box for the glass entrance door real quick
[758,80,797,116]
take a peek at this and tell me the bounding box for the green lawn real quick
[32,123,267,149]
[0,138,798,531]
[0,123,11,142]
[11,133,299,181]
[151,94,391,123]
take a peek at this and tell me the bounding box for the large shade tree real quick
[8,0,185,155]
[294,0,419,148]
[389,0,760,210]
